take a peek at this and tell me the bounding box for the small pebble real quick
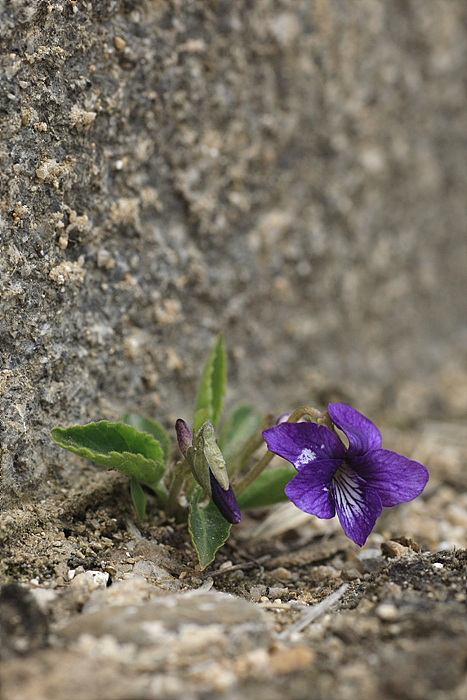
[249,585,266,601]
[376,603,398,621]
[381,540,411,558]
[356,548,384,573]
[270,567,293,582]
[269,586,288,599]
[341,566,361,581]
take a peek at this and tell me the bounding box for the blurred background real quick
[1,0,466,504]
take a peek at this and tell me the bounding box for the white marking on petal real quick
[320,444,324,449]
[295,448,317,467]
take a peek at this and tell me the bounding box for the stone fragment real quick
[0,584,49,659]
[376,603,399,621]
[249,585,266,601]
[57,590,272,659]
[269,566,293,581]
[268,586,289,599]
[269,643,316,674]
[356,548,385,573]
[381,540,416,559]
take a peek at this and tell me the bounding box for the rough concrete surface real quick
[1,0,467,501]
[1,2,467,699]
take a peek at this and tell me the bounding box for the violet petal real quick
[331,464,382,546]
[350,449,429,507]
[263,422,345,470]
[209,471,241,524]
[328,403,382,457]
[284,464,337,519]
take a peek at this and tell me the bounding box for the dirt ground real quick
[1,421,467,700]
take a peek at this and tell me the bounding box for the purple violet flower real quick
[262,403,429,546]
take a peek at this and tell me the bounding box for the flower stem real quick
[233,448,275,497]
[287,406,323,423]
[227,414,275,477]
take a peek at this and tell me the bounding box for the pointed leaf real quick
[123,413,170,464]
[218,404,262,462]
[210,334,226,428]
[188,485,231,569]
[194,334,226,429]
[130,477,146,520]
[192,407,209,435]
[50,421,166,484]
[236,465,297,509]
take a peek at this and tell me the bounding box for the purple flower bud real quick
[275,413,291,425]
[209,471,241,524]
[274,413,309,425]
[175,419,193,457]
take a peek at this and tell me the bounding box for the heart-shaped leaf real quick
[50,421,166,484]
[123,413,170,464]
[193,334,226,432]
[236,465,297,509]
[188,485,231,569]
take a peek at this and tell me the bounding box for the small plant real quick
[51,335,429,568]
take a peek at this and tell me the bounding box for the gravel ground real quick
[1,421,466,700]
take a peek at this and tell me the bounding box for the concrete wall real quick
[1,0,466,505]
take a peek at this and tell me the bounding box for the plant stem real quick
[146,480,168,508]
[227,414,275,477]
[287,406,323,423]
[165,459,190,517]
[232,447,275,497]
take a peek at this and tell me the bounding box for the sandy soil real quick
[1,422,467,699]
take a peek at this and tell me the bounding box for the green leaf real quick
[218,404,262,462]
[236,466,297,509]
[209,335,226,428]
[188,485,231,569]
[123,413,170,464]
[130,477,146,520]
[50,421,166,484]
[189,421,229,496]
[192,408,210,435]
[193,334,226,430]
